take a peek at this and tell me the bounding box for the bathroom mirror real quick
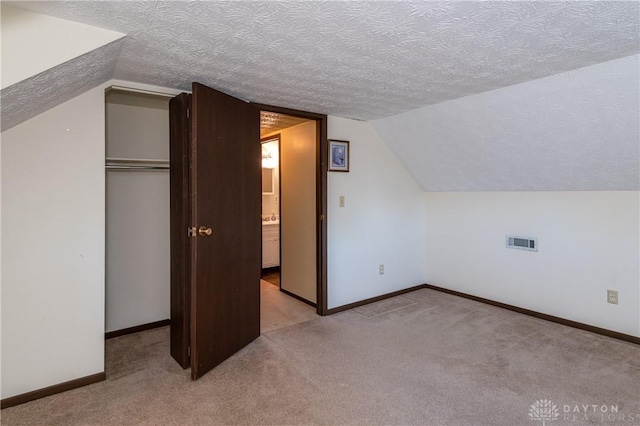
[261,137,278,195]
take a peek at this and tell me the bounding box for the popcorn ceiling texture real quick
[1,40,123,132]
[260,112,309,138]
[4,2,639,190]
[10,1,640,122]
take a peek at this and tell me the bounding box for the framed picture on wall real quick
[328,139,350,172]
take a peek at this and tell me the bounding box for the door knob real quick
[198,226,212,236]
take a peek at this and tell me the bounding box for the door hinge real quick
[320,214,325,221]
[186,108,190,119]
[187,226,197,237]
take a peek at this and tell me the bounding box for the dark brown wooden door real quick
[189,82,261,379]
[169,93,192,369]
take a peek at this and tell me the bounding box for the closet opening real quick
[104,88,172,340]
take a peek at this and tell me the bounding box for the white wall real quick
[105,91,170,332]
[1,85,107,399]
[327,117,426,309]
[369,54,639,337]
[0,4,124,89]
[425,191,640,337]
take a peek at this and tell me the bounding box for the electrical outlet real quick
[379,264,384,275]
[339,196,345,208]
[607,289,618,305]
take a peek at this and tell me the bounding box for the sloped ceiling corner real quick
[1,40,124,132]
[1,4,125,90]
[371,55,640,192]
[1,4,125,132]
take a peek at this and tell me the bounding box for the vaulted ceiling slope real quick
[8,1,640,122]
[1,40,123,132]
[371,55,640,192]
[1,5,125,131]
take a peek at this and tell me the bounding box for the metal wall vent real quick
[506,235,538,252]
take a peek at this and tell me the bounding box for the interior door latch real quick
[187,226,197,237]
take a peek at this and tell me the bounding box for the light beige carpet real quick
[2,288,639,425]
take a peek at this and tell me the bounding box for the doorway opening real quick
[260,134,280,288]
[257,106,328,317]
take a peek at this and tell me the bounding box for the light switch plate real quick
[339,196,345,207]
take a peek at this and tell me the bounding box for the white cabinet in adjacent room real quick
[262,224,280,268]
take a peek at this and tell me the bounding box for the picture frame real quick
[328,139,350,172]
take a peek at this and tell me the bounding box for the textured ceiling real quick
[9,1,640,121]
[1,40,123,132]
[260,112,309,138]
[371,55,640,191]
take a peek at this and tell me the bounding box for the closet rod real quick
[106,165,170,171]
[106,157,169,164]
[105,158,170,171]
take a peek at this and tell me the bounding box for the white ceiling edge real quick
[1,4,125,90]
[370,54,640,192]
[1,40,124,133]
